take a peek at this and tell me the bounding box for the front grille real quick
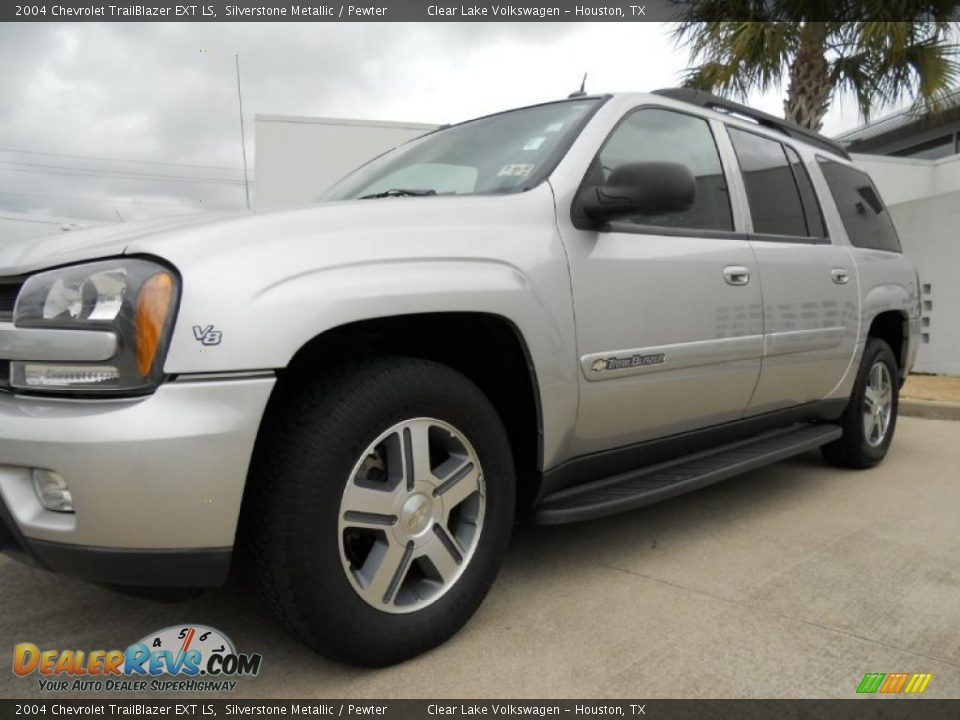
[0,276,24,321]
[1,277,25,389]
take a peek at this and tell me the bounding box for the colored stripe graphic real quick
[904,674,933,694]
[857,673,885,693]
[857,672,932,694]
[879,672,909,693]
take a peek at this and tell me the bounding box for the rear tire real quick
[821,337,899,469]
[245,357,515,666]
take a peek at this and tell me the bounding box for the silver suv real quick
[0,89,919,666]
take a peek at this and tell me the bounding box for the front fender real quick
[168,256,564,374]
[156,192,579,469]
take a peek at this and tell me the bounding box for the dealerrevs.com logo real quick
[13,624,262,693]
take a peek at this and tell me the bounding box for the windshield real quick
[321,98,603,201]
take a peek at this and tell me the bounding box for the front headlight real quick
[11,258,179,394]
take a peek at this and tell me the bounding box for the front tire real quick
[245,358,515,666]
[821,337,899,469]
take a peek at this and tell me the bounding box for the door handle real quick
[831,268,851,285]
[723,266,750,286]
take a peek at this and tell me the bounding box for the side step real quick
[532,423,842,525]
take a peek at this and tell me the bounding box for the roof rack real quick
[652,87,851,160]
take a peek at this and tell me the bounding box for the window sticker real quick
[523,137,546,151]
[544,122,564,132]
[497,163,535,178]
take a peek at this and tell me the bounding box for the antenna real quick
[568,73,588,99]
[235,54,252,210]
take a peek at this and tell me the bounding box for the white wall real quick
[853,153,960,375]
[254,114,437,211]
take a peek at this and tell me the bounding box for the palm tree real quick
[673,5,960,131]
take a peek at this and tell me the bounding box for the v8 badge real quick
[192,324,223,346]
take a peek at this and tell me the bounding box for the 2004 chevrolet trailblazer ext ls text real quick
[0,89,919,665]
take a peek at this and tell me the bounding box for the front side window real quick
[588,108,734,232]
[321,99,602,201]
[818,159,902,252]
[728,127,810,238]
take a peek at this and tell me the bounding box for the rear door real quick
[725,127,859,415]
[556,107,764,456]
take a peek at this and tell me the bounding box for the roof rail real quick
[652,87,851,160]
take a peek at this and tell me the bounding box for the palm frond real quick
[675,21,799,98]
[829,53,879,119]
[673,9,960,127]
[833,20,960,120]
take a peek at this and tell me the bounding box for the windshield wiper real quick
[358,188,437,200]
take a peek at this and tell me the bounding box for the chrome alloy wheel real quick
[337,418,486,613]
[862,361,893,447]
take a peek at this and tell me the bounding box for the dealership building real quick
[836,90,960,374]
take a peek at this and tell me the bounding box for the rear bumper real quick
[0,375,274,586]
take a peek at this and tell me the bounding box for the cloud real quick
[0,22,591,220]
[0,21,891,223]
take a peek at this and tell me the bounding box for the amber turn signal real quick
[135,272,174,377]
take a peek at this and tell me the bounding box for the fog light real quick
[32,469,74,513]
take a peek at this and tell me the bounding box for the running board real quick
[532,423,842,525]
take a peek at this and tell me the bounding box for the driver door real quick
[557,107,763,456]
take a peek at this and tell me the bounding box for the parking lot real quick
[1,416,958,699]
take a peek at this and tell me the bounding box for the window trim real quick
[783,144,830,243]
[725,124,832,246]
[570,104,740,238]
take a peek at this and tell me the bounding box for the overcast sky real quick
[0,22,916,223]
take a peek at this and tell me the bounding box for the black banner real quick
[4,1,679,22]
[3,700,960,719]
[6,0,959,23]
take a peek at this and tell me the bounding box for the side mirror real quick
[580,161,696,222]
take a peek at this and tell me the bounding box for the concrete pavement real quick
[1,416,958,699]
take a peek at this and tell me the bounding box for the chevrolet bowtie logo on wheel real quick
[856,672,933,695]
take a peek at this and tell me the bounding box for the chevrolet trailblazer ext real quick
[0,89,919,666]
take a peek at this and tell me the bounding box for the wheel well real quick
[278,312,542,483]
[867,311,906,370]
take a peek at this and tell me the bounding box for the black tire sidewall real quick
[845,338,899,465]
[261,359,515,665]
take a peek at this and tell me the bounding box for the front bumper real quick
[0,375,275,586]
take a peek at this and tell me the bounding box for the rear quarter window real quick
[818,159,902,252]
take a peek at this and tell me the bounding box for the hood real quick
[0,189,552,277]
[0,210,248,276]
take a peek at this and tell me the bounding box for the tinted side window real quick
[784,146,826,238]
[728,127,809,237]
[818,159,902,252]
[593,109,733,232]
